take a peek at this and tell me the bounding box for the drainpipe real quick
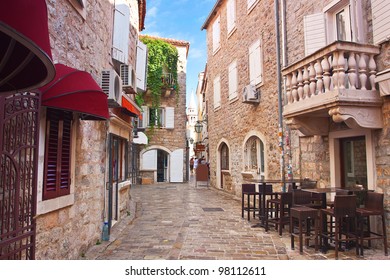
[274,0,285,191]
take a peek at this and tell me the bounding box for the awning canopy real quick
[0,0,55,94]
[121,94,142,118]
[40,63,110,120]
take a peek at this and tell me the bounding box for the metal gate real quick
[0,92,40,259]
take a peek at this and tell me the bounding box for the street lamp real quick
[194,119,207,133]
[189,138,194,144]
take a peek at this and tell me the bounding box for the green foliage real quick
[136,36,179,129]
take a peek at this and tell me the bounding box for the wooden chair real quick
[357,192,388,256]
[241,184,260,221]
[292,189,322,209]
[265,192,292,236]
[320,195,359,259]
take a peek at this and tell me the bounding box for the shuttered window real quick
[213,75,221,109]
[212,16,221,53]
[221,143,229,170]
[112,3,130,63]
[43,109,72,200]
[303,13,327,56]
[228,60,238,100]
[136,40,148,91]
[227,0,236,35]
[372,0,390,44]
[249,39,262,86]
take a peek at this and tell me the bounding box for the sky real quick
[141,0,216,108]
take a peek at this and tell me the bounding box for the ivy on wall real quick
[136,36,179,129]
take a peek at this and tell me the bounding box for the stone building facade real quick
[202,0,390,249]
[139,36,190,184]
[34,0,145,259]
[201,0,282,195]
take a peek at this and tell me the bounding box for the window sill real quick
[221,169,230,175]
[37,193,75,215]
[118,180,131,191]
[247,0,260,15]
[227,26,237,39]
[213,46,221,56]
[229,95,239,104]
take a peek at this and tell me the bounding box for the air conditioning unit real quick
[101,69,122,107]
[120,64,136,88]
[242,84,260,103]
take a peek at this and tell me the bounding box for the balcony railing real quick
[282,41,383,135]
[161,73,176,88]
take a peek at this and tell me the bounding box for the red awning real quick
[40,64,110,120]
[0,0,55,94]
[121,95,142,119]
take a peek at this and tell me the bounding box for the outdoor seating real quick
[320,195,359,259]
[241,184,260,221]
[290,206,319,253]
[265,191,292,236]
[292,189,322,209]
[357,191,388,256]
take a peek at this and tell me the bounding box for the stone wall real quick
[35,0,139,259]
[204,0,281,197]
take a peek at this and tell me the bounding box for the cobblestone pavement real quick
[84,178,389,260]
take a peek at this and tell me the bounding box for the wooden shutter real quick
[170,149,184,182]
[212,16,221,53]
[213,75,221,109]
[303,13,327,56]
[165,107,175,129]
[249,39,262,85]
[43,109,72,200]
[227,0,236,34]
[139,106,148,128]
[228,60,238,100]
[372,0,390,44]
[142,149,157,170]
[112,2,130,63]
[136,40,148,91]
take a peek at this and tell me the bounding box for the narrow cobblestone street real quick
[84,176,390,261]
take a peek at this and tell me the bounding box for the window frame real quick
[248,39,263,86]
[244,136,265,176]
[221,143,229,171]
[228,59,238,101]
[212,15,221,54]
[227,0,237,36]
[213,75,221,109]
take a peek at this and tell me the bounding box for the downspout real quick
[275,0,285,190]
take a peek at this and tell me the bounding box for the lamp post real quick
[194,121,203,133]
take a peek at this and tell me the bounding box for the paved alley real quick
[84,178,389,260]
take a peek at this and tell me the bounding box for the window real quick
[140,106,174,129]
[304,1,364,56]
[249,39,262,86]
[227,0,236,35]
[43,109,73,200]
[371,0,390,44]
[221,143,229,170]
[244,136,264,175]
[213,75,221,109]
[212,15,221,53]
[112,2,130,63]
[228,60,238,100]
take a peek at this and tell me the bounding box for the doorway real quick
[157,149,168,182]
[340,136,367,188]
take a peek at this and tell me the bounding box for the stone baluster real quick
[309,62,316,97]
[358,53,367,90]
[368,54,376,90]
[297,68,304,100]
[348,52,357,89]
[291,71,298,102]
[332,51,339,90]
[286,74,292,104]
[321,56,330,93]
[303,65,310,98]
[315,60,324,94]
[337,51,346,89]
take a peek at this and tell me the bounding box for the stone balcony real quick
[282,41,383,136]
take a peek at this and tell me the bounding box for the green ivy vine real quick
[136,36,179,130]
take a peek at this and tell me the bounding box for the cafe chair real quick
[265,191,292,236]
[290,206,319,254]
[320,195,359,259]
[292,189,322,209]
[357,192,388,256]
[241,184,260,221]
